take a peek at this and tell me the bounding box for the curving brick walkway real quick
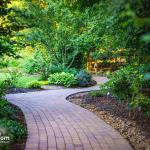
[6,77,133,150]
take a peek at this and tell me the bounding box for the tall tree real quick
[0,0,25,57]
[0,0,13,56]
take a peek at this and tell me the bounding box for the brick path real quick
[6,77,133,150]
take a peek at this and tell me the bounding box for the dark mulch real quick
[78,79,97,88]
[67,92,150,150]
[6,88,45,94]
[69,79,97,88]
[141,88,150,98]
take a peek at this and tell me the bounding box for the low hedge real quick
[48,72,77,87]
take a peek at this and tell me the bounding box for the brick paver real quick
[6,77,133,150]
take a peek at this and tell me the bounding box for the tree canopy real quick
[1,0,150,66]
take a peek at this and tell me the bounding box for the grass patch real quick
[88,90,105,97]
[0,72,48,89]
[0,73,10,82]
[15,75,39,88]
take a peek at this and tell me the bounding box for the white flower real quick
[107,92,110,96]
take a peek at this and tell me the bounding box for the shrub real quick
[48,64,66,74]
[101,65,142,101]
[0,98,18,121]
[36,64,78,80]
[0,83,6,99]
[141,73,150,88]
[65,68,78,76]
[21,50,51,75]
[88,90,104,97]
[48,72,77,87]
[101,65,150,116]
[15,76,39,88]
[7,69,22,88]
[0,80,11,98]
[27,81,41,89]
[141,79,150,88]
[48,65,78,76]
[0,119,26,141]
[0,98,8,107]
[129,94,150,117]
[22,49,78,79]
[75,70,92,87]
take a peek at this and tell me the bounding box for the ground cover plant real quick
[48,72,77,87]
[27,80,41,89]
[88,90,104,98]
[0,81,27,150]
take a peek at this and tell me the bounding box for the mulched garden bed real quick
[1,103,27,150]
[10,103,27,150]
[67,92,150,150]
[6,88,45,94]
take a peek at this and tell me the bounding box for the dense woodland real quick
[0,0,150,149]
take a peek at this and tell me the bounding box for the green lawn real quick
[0,72,41,88]
[15,75,39,88]
[0,73,10,82]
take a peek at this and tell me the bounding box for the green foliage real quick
[0,97,8,106]
[0,72,40,88]
[37,64,78,80]
[65,0,99,9]
[22,49,52,78]
[7,69,22,87]
[47,70,93,87]
[88,90,104,98]
[0,102,18,120]
[141,73,150,88]
[0,119,26,141]
[22,49,78,80]
[0,0,13,56]
[0,72,10,81]
[0,69,23,88]
[0,58,8,68]
[47,65,78,75]
[141,33,150,44]
[15,75,39,88]
[101,65,150,116]
[10,0,149,74]
[2,0,149,69]
[0,100,26,147]
[0,57,20,70]
[129,94,150,117]
[101,65,142,101]
[0,0,23,57]
[48,72,77,87]
[27,81,41,89]
[141,79,150,88]
[0,80,11,99]
[39,81,49,85]
[0,83,6,99]
[15,0,97,69]
[75,70,92,87]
